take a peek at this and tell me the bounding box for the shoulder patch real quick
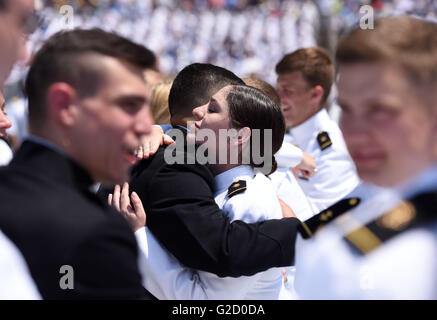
[298,197,361,239]
[343,201,417,255]
[227,180,247,198]
[317,131,332,150]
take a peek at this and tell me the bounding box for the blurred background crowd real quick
[4,0,437,149]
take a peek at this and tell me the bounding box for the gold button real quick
[349,198,358,206]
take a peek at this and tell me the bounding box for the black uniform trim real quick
[298,197,361,239]
[344,193,437,255]
[317,131,332,150]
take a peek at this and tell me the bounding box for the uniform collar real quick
[396,164,437,200]
[213,165,253,196]
[11,138,95,193]
[289,108,330,148]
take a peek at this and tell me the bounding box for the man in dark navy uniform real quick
[127,63,300,277]
[0,29,155,299]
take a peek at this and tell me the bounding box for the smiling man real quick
[275,47,359,213]
[0,29,154,299]
[295,16,437,299]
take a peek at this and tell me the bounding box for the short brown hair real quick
[275,47,334,106]
[26,28,156,131]
[336,16,437,93]
[243,77,280,106]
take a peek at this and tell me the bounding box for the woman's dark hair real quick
[226,85,285,175]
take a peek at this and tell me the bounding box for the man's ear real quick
[46,83,77,127]
[234,127,251,146]
[311,85,324,105]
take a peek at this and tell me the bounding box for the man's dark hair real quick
[168,63,244,122]
[25,28,156,131]
[0,0,6,10]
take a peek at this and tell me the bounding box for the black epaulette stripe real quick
[227,180,247,198]
[343,194,437,255]
[298,197,361,239]
[317,131,332,151]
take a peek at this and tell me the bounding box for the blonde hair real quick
[150,80,172,124]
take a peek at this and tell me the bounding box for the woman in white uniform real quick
[112,84,287,299]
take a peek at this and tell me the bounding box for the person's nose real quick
[340,112,371,144]
[17,34,29,64]
[0,111,12,131]
[192,104,206,121]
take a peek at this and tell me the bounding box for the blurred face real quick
[338,63,437,187]
[276,71,319,127]
[0,0,35,86]
[69,57,153,184]
[0,92,12,139]
[192,85,232,154]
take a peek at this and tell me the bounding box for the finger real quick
[143,141,151,159]
[108,193,113,206]
[302,169,314,178]
[131,192,146,219]
[113,184,121,212]
[150,138,160,156]
[137,146,144,160]
[120,182,130,213]
[163,134,175,145]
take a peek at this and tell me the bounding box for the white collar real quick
[213,165,254,197]
[395,164,437,199]
[289,108,331,148]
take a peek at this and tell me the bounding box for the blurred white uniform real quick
[285,108,359,213]
[135,165,283,299]
[0,230,41,299]
[271,143,315,300]
[0,139,13,166]
[294,172,437,299]
[273,143,314,221]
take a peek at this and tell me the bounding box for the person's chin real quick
[357,165,396,187]
[282,105,293,117]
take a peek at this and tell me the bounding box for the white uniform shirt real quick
[286,108,360,213]
[0,231,41,299]
[271,143,314,221]
[0,139,13,166]
[135,165,283,299]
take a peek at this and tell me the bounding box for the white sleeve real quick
[134,227,261,300]
[275,142,304,168]
[0,140,13,166]
[0,231,41,300]
[134,227,213,300]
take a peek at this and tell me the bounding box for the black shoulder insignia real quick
[227,180,247,198]
[317,131,332,150]
[343,201,417,255]
[298,197,360,239]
